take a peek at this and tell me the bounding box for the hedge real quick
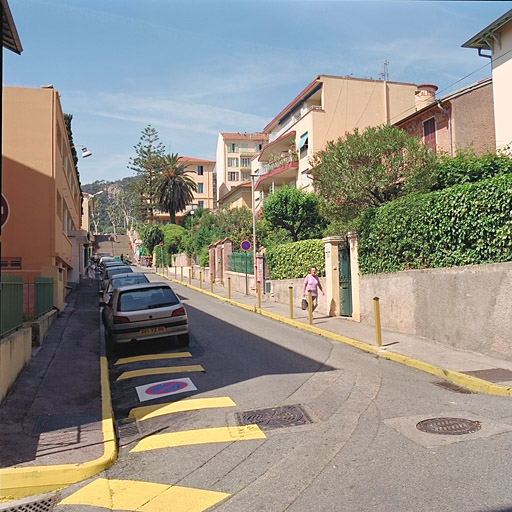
[266,239,325,280]
[358,173,512,274]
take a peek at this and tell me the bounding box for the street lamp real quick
[73,145,93,158]
[190,204,195,229]
[251,171,258,281]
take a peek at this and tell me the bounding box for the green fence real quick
[228,252,254,275]
[0,275,23,337]
[34,277,54,318]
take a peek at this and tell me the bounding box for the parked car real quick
[100,265,133,291]
[103,282,189,349]
[101,272,150,307]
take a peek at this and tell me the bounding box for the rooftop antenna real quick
[379,60,390,81]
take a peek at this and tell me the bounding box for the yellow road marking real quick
[58,478,230,511]
[130,397,236,421]
[117,365,204,381]
[130,424,266,453]
[116,352,192,365]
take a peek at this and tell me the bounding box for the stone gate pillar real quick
[347,232,361,322]
[322,236,344,317]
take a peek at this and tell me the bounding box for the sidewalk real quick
[0,278,115,503]
[2,267,512,505]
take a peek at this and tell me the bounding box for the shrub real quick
[266,239,325,279]
[358,173,512,274]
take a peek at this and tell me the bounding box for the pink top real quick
[304,274,320,296]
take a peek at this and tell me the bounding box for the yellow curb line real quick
[159,272,512,398]
[0,356,117,502]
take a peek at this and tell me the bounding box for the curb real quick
[0,305,117,502]
[161,273,512,398]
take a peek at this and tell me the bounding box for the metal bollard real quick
[188,268,191,285]
[210,275,214,293]
[289,285,293,319]
[174,266,177,279]
[373,297,382,347]
[257,281,261,310]
[180,266,183,282]
[199,271,203,289]
[308,291,313,325]
[228,277,231,300]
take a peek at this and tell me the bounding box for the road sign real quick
[1,194,10,229]
[241,240,251,251]
[136,378,197,402]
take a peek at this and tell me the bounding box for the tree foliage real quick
[140,224,164,255]
[158,154,197,223]
[310,124,438,221]
[262,185,326,242]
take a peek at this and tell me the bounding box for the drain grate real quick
[116,417,142,443]
[433,381,475,394]
[235,405,313,429]
[0,493,58,512]
[416,417,482,436]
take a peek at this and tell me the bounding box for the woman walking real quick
[303,266,324,310]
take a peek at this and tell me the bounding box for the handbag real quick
[301,298,308,310]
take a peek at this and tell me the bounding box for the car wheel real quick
[176,333,190,347]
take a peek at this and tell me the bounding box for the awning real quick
[298,132,308,150]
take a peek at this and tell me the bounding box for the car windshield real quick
[108,275,148,293]
[106,267,133,278]
[118,287,180,312]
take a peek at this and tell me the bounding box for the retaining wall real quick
[0,328,32,403]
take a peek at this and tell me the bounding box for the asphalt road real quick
[57,274,512,512]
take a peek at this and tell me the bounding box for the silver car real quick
[100,265,132,291]
[101,272,150,306]
[103,282,189,349]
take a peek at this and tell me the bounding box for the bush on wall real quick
[266,239,325,280]
[358,173,512,274]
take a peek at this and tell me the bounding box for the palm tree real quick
[158,153,197,223]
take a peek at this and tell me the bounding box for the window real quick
[197,183,204,193]
[1,257,22,269]
[298,132,309,159]
[241,157,251,168]
[198,200,204,208]
[197,165,204,175]
[56,192,63,220]
[228,172,239,181]
[228,157,239,167]
[229,143,237,152]
[423,118,436,152]
[241,172,250,181]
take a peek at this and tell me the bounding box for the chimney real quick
[415,84,438,110]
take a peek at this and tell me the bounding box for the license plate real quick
[140,326,166,336]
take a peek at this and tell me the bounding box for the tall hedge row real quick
[266,239,325,280]
[358,173,512,274]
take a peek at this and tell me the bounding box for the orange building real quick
[1,86,86,310]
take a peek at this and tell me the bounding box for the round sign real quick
[1,194,9,229]
[241,240,251,251]
[146,381,187,395]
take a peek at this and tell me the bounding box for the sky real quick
[4,0,511,185]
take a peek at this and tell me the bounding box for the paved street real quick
[54,275,512,512]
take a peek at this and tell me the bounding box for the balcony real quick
[254,155,299,192]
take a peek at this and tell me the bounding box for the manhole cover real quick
[235,405,312,429]
[416,417,482,436]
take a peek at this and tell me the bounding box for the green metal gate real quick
[339,244,352,317]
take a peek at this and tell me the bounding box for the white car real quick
[101,272,149,307]
[103,282,189,350]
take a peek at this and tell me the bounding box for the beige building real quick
[396,79,495,155]
[463,9,512,150]
[251,74,419,210]
[153,156,215,223]
[2,86,85,311]
[215,132,268,207]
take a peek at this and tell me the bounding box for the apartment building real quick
[396,79,495,155]
[153,156,215,223]
[2,86,85,310]
[215,132,268,207]
[251,74,419,210]
[463,9,512,150]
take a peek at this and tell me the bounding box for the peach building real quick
[395,79,495,155]
[2,86,85,311]
[251,74,419,210]
[153,156,215,223]
[463,9,512,151]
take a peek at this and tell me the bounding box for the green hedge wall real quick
[358,174,512,274]
[266,239,325,280]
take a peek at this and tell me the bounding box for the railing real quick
[34,277,54,318]
[228,252,254,275]
[0,275,23,337]
[257,154,298,177]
